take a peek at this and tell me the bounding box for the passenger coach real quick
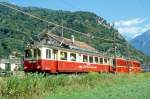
[24,45,113,73]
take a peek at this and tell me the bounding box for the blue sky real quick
[1,0,150,39]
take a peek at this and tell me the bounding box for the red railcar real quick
[24,46,113,73]
[128,60,141,73]
[113,58,141,73]
[114,58,129,73]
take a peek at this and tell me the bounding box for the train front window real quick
[34,48,41,58]
[46,49,51,59]
[25,49,32,58]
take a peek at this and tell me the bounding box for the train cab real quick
[24,47,42,72]
[24,46,59,73]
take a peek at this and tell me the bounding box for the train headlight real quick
[37,66,40,69]
[24,67,27,69]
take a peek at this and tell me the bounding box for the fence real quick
[142,64,150,72]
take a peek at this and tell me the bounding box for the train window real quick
[60,51,67,60]
[46,49,51,59]
[83,55,88,62]
[104,58,107,64]
[89,56,93,63]
[79,54,82,62]
[25,49,32,58]
[95,57,99,63]
[37,48,41,57]
[100,58,103,64]
[70,53,76,61]
[34,49,41,58]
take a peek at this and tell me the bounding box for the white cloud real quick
[118,27,147,38]
[115,18,146,27]
[145,24,150,29]
[114,18,149,39]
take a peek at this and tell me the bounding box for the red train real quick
[24,46,141,74]
[23,33,141,74]
[115,58,141,73]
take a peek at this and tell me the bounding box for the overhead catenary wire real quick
[58,0,121,58]
[0,2,89,36]
[0,2,121,43]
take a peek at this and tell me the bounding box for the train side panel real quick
[57,61,111,73]
[115,58,129,73]
[129,60,141,73]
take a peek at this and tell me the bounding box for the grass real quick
[0,72,150,99]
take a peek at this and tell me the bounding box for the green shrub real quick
[0,73,150,99]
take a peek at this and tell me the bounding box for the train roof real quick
[42,33,98,52]
[33,44,106,57]
[26,32,110,58]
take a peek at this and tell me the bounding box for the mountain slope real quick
[0,2,144,61]
[131,30,150,56]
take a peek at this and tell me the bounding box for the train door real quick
[126,60,130,73]
[113,59,116,73]
[128,60,132,72]
[109,58,113,73]
[51,49,58,73]
[57,51,68,72]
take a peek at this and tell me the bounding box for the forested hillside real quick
[0,2,144,61]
